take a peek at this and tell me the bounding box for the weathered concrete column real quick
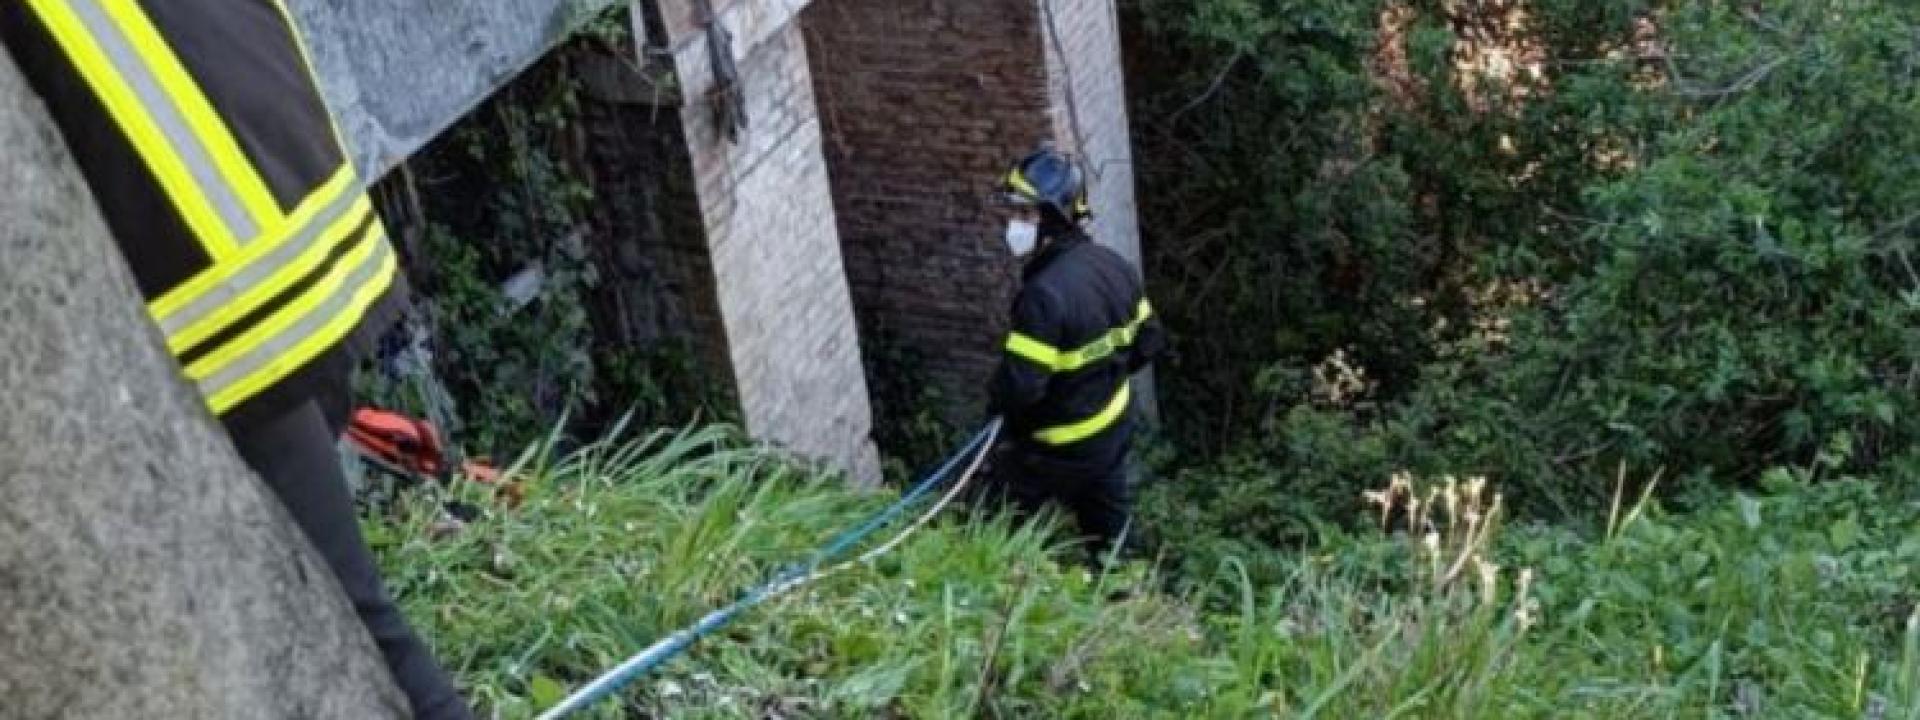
[655,0,883,483]
[1039,0,1142,268]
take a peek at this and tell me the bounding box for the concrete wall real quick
[801,0,1055,427]
[1037,0,1154,414]
[656,0,882,483]
[288,0,620,180]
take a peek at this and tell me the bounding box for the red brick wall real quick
[573,52,735,388]
[802,0,1056,428]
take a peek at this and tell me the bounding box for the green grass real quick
[367,427,1920,719]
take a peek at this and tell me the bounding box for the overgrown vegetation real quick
[372,430,1920,718]
[1126,0,1920,546]
[352,1,1920,717]
[369,7,733,457]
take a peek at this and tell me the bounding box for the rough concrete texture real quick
[286,0,618,179]
[0,52,405,719]
[1039,0,1141,267]
[659,0,884,484]
[802,0,1057,424]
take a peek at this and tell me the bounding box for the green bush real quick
[1130,0,1920,528]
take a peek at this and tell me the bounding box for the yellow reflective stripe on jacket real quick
[191,221,398,414]
[26,0,395,417]
[152,166,365,353]
[27,0,248,255]
[1034,382,1131,446]
[1005,332,1063,368]
[98,0,280,235]
[1002,298,1154,373]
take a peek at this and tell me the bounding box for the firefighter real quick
[1,2,471,717]
[983,144,1168,565]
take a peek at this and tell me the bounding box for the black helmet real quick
[999,144,1090,223]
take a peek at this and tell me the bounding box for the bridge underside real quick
[289,0,1140,482]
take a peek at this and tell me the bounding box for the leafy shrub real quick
[1131,0,1920,525]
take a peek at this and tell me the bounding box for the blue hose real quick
[535,419,1002,720]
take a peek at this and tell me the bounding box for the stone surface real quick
[0,50,404,719]
[1039,0,1141,268]
[575,52,739,398]
[286,0,620,179]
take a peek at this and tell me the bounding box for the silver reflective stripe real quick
[154,190,365,338]
[196,231,390,400]
[69,0,258,243]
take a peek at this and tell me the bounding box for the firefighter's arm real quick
[988,289,1063,417]
[1127,295,1169,374]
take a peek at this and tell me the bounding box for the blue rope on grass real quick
[536,419,1003,720]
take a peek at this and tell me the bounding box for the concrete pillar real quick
[655,0,883,483]
[1038,0,1142,268]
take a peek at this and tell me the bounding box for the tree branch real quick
[1167,51,1247,125]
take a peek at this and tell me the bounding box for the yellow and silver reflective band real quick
[150,166,365,353]
[187,221,398,414]
[28,0,281,256]
[1005,169,1040,201]
[1004,298,1154,373]
[1034,382,1131,446]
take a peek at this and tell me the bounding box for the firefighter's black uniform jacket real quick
[1,0,405,427]
[987,231,1166,549]
[2,4,468,717]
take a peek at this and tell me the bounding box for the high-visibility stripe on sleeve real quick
[1033,382,1131,446]
[98,0,281,234]
[27,0,245,255]
[1005,332,1064,369]
[192,221,398,414]
[152,165,364,353]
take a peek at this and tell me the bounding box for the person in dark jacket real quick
[1,3,471,717]
[982,145,1167,565]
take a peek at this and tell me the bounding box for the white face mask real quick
[1004,219,1039,257]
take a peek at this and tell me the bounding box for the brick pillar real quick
[803,0,1148,443]
[656,0,883,484]
[802,0,1056,433]
[572,51,736,407]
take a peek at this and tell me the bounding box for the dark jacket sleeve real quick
[1127,295,1169,374]
[988,287,1060,418]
